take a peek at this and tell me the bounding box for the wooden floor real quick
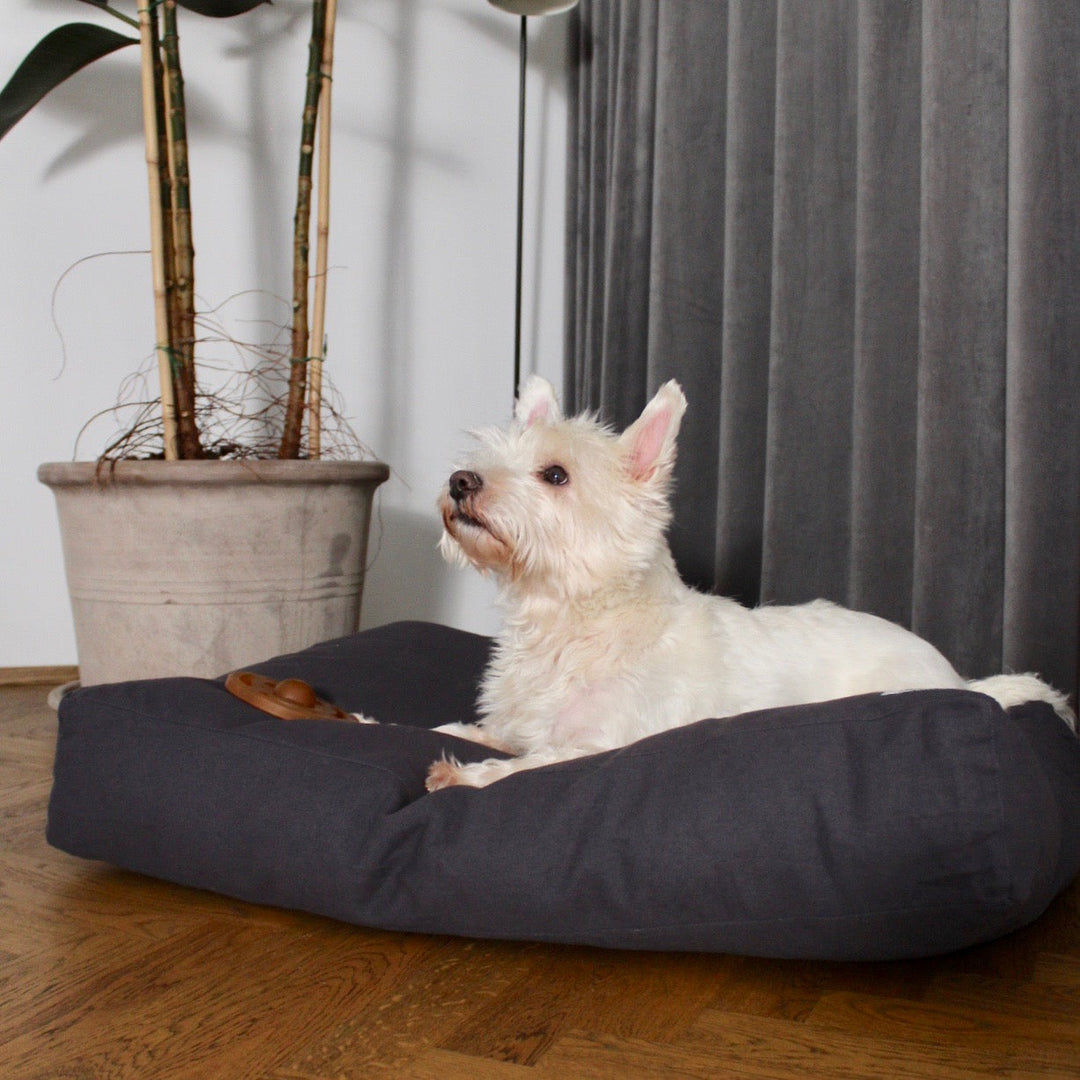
[2,681,1079,1079]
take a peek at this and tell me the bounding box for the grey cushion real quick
[47,621,1080,960]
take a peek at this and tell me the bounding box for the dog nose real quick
[449,470,483,502]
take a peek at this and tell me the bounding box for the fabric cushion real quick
[47,621,1080,961]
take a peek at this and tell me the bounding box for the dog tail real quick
[966,673,1076,733]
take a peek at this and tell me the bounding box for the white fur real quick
[428,376,1075,790]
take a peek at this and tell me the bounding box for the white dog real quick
[427,376,1074,790]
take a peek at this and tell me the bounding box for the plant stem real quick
[97,3,142,31]
[308,0,338,461]
[280,0,327,459]
[138,0,178,459]
[151,9,180,436]
[160,0,202,458]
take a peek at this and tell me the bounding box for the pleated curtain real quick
[565,0,1080,701]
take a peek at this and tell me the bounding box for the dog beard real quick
[438,492,513,573]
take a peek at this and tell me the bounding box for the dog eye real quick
[540,465,569,486]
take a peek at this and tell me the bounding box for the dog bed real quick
[47,620,1080,961]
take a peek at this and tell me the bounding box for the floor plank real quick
[539,1010,1080,1080]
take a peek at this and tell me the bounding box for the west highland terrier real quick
[426,376,1074,790]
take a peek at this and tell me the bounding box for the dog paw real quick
[351,713,378,724]
[425,759,462,792]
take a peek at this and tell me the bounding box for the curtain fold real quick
[1003,1,1080,697]
[566,0,1080,701]
[848,0,921,628]
[913,1,1010,677]
[715,1,777,606]
[762,0,859,605]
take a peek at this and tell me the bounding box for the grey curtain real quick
[565,0,1080,702]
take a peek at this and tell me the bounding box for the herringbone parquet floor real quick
[2,678,1079,1078]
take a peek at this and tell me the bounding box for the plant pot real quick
[38,459,390,686]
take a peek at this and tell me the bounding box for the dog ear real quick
[514,375,562,427]
[618,380,687,482]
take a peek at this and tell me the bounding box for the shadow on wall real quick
[359,503,450,630]
[23,1,564,637]
[453,7,572,380]
[360,499,501,636]
[373,3,571,468]
[27,0,568,426]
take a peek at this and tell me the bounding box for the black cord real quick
[513,15,527,401]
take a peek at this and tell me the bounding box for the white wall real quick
[0,0,569,666]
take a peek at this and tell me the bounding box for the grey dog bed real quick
[47,620,1080,961]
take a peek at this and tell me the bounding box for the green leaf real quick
[0,23,137,143]
[73,0,269,17]
[177,0,270,16]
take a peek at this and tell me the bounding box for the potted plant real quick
[1,0,389,685]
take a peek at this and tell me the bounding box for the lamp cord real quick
[513,15,527,401]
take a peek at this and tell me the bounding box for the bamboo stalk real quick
[153,9,181,439]
[307,0,338,460]
[280,0,327,459]
[137,0,178,460]
[160,0,202,458]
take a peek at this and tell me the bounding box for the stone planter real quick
[38,459,389,686]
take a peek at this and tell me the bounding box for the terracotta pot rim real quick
[38,459,391,488]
